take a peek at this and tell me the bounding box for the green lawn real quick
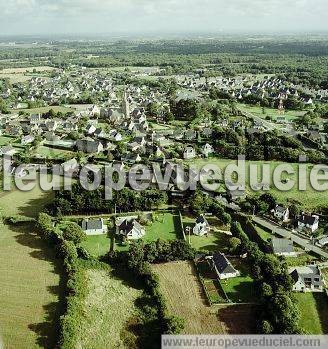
[190,157,328,210]
[0,135,17,147]
[81,234,111,257]
[182,215,231,252]
[17,106,75,114]
[293,293,328,334]
[35,145,75,160]
[238,103,306,122]
[220,258,256,303]
[144,212,182,242]
[285,252,318,267]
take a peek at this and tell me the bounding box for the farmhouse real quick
[289,265,324,292]
[271,238,296,257]
[81,218,107,236]
[117,218,146,240]
[193,215,210,236]
[209,253,240,280]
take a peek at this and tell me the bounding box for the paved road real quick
[253,216,328,259]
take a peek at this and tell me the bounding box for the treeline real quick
[47,184,168,216]
[231,220,302,334]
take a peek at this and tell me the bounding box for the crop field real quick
[152,261,256,334]
[0,181,63,348]
[73,265,142,348]
[191,158,328,210]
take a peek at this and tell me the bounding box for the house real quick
[76,138,104,154]
[271,238,296,257]
[183,146,196,160]
[193,215,210,236]
[202,143,214,158]
[297,214,319,233]
[81,218,107,236]
[272,205,289,222]
[117,218,146,240]
[209,253,240,280]
[289,265,324,292]
[21,135,35,145]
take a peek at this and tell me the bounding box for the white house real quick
[209,253,240,280]
[297,215,319,233]
[117,218,146,240]
[272,205,289,222]
[202,143,214,158]
[193,215,210,236]
[81,218,107,236]
[183,146,196,160]
[289,266,324,292]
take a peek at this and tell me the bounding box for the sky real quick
[0,0,327,36]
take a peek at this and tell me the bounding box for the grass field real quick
[0,181,63,348]
[293,293,328,334]
[73,264,142,348]
[153,261,256,334]
[35,145,74,160]
[238,103,306,122]
[80,234,110,257]
[16,106,75,115]
[190,157,328,210]
[144,212,182,242]
[255,225,273,242]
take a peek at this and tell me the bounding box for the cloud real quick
[0,0,327,35]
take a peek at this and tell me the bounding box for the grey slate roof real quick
[82,218,104,231]
[212,253,237,275]
[272,238,294,254]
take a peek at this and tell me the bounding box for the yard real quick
[72,264,142,348]
[293,293,328,334]
[144,212,182,242]
[152,261,257,334]
[80,234,111,257]
[182,215,231,252]
[0,181,63,348]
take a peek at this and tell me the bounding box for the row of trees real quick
[231,220,302,334]
[47,184,168,216]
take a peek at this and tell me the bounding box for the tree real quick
[62,222,86,245]
[229,237,241,254]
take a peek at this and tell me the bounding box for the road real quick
[253,216,328,259]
